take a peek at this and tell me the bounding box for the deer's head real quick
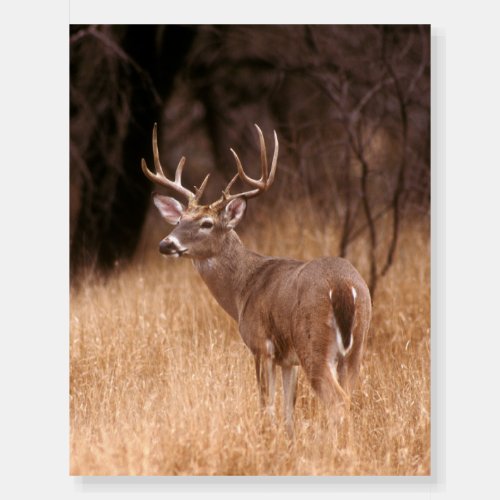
[142,124,278,259]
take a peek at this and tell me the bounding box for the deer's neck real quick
[193,231,264,321]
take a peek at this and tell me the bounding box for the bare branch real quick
[72,25,162,106]
[380,37,409,277]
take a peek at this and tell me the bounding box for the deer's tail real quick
[325,282,359,406]
[329,282,357,358]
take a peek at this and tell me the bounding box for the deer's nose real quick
[159,239,173,254]
[159,236,187,256]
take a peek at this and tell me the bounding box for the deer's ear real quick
[224,198,247,229]
[153,193,185,224]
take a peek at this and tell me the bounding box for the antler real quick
[210,124,279,209]
[141,123,209,205]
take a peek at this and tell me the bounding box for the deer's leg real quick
[265,356,277,417]
[282,365,298,438]
[254,355,265,407]
[254,354,276,417]
[295,322,350,411]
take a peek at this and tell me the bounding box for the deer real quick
[141,123,372,437]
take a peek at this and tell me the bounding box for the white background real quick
[1,1,499,498]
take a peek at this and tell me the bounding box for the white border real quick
[3,1,500,498]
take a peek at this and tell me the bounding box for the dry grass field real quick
[70,200,430,475]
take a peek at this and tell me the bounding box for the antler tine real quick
[194,173,211,202]
[255,124,268,181]
[267,130,279,186]
[141,123,196,203]
[226,124,279,200]
[224,173,240,194]
[210,125,279,209]
[229,148,261,191]
[174,156,186,185]
[209,173,239,210]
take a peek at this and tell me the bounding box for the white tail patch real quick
[331,305,354,357]
[329,287,355,357]
[336,328,353,356]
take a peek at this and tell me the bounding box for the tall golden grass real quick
[70,201,430,475]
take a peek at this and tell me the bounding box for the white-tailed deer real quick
[142,123,371,436]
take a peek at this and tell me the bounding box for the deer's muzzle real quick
[159,236,187,257]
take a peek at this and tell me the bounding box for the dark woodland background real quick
[70,25,430,296]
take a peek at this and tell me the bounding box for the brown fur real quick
[189,230,372,431]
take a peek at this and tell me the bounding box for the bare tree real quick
[70,25,196,276]
[183,25,430,296]
[70,25,430,298]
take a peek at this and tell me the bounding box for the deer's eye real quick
[200,220,214,229]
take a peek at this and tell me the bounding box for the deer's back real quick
[238,256,371,364]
